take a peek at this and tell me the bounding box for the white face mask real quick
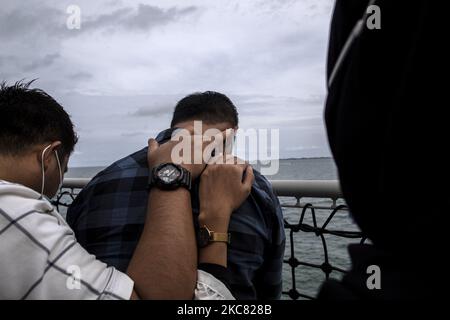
[39,144,63,200]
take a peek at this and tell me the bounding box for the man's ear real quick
[37,141,62,170]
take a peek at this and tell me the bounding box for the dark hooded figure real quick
[319,0,448,299]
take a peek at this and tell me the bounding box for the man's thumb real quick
[242,165,254,190]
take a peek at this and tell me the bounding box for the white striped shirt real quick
[0,180,234,300]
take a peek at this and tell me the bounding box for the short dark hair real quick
[0,80,78,157]
[171,91,238,127]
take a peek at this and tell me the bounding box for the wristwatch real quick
[149,163,192,191]
[197,225,231,248]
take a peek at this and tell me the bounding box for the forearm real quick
[127,188,197,299]
[198,208,231,267]
[197,210,233,298]
[199,242,228,267]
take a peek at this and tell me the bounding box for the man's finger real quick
[148,138,159,153]
[242,165,254,189]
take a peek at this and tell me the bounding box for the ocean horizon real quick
[67,157,338,180]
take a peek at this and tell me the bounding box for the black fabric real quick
[320,0,449,299]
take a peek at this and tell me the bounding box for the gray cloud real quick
[0,3,198,42]
[125,4,197,31]
[0,3,73,44]
[67,72,93,81]
[0,55,10,67]
[129,105,173,117]
[233,94,325,121]
[80,4,198,34]
[120,130,150,137]
[81,8,133,32]
[23,53,60,71]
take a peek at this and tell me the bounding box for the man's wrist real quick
[198,209,231,233]
[199,242,228,267]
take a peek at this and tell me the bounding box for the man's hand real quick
[198,155,254,232]
[197,155,254,267]
[147,128,234,179]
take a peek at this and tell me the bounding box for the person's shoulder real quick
[251,168,276,198]
[0,180,54,219]
[0,181,71,254]
[85,147,149,187]
[249,168,285,232]
[66,148,149,222]
[245,167,283,217]
[252,168,269,184]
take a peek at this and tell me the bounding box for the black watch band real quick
[148,163,192,191]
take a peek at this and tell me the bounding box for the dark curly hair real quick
[0,79,78,157]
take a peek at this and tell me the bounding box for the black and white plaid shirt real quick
[67,128,286,300]
[0,180,134,300]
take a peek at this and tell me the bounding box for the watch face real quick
[197,228,210,248]
[157,164,181,184]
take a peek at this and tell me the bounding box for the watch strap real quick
[210,231,231,244]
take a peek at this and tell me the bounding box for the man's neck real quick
[0,157,38,192]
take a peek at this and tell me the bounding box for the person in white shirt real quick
[0,80,254,300]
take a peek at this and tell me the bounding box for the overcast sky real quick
[1,0,335,167]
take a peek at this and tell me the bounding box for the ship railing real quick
[55,178,365,300]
